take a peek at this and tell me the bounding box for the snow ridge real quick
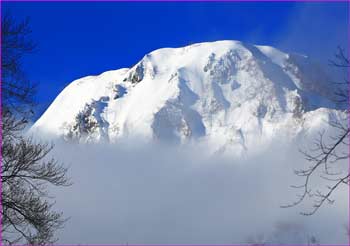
[31,40,345,155]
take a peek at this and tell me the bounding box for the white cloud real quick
[47,140,348,244]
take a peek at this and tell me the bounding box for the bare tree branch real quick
[1,13,70,244]
[282,47,349,215]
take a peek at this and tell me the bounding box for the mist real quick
[45,139,348,244]
[276,2,348,65]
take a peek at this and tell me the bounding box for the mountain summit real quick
[31,40,343,155]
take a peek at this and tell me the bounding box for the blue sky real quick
[2,2,348,119]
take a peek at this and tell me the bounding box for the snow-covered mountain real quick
[31,40,345,155]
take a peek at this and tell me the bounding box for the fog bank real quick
[46,140,348,244]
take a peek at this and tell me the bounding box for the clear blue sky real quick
[2,2,348,119]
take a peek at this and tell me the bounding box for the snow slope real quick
[31,40,346,155]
